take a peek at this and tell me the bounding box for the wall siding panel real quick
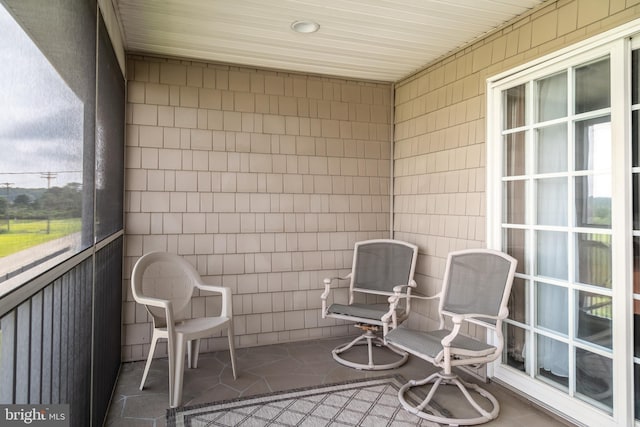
[123,57,393,361]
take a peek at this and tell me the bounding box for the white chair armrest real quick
[195,283,233,318]
[195,282,225,294]
[134,295,177,341]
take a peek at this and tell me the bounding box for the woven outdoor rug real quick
[166,375,439,426]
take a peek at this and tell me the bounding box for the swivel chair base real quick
[332,325,408,371]
[398,370,500,425]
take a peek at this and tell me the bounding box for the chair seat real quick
[173,316,230,336]
[327,303,405,321]
[386,327,495,358]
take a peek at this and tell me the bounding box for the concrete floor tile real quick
[105,337,578,426]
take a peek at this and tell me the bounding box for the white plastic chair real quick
[385,249,517,425]
[131,252,237,408]
[321,239,418,370]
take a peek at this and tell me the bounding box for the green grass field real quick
[0,218,81,257]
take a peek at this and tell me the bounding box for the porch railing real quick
[0,235,122,427]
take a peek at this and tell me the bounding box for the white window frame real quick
[486,19,640,427]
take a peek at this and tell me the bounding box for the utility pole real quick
[41,172,57,234]
[0,182,12,232]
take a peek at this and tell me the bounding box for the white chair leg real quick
[188,339,201,369]
[171,334,187,408]
[139,332,159,390]
[227,322,237,379]
[167,334,175,409]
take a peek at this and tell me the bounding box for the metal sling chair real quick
[321,239,418,370]
[385,249,517,425]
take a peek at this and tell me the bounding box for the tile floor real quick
[105,336,576,426]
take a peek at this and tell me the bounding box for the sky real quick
[0,4,84,189]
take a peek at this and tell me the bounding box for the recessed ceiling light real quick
[291,20,320,34]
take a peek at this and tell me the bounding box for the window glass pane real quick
[536,230,568,280]
[576,234,611,288]
[505,324,527,373]
[635,301,640,358]
[634,174,640,230]
[635,363,639,420]
[575,176,611,228]
[536,282,567,334]
[536,124,567,174]
[576,291,612,349]
[503,181,525,224]
[537,335,568,389]
[633,238,640,358]
[633,111,640,168]
[576,349,612,410]
[503,228,526,274]
[0,4,94,284]
[508,277,528,324]
[537,72,567,122]
[95,16,124,241]
[536,177,567,226]
[575,58,611,114]
[504,85,526,129]
[575,116,611,171]
[632,49,640,105]
[504,132,526,176]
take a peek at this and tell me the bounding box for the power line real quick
[0,171,81,175]
[40,172,57,189]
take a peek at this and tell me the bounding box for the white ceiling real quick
[114,0,546,82]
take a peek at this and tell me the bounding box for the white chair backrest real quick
[132,252,198,325]
[440,249,517,328]
[351,240,418,295]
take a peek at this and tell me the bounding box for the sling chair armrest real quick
[397,291,441,301]
[440,322,463,347]
[382,299,398,335]
[320,274,352,319]
[387,281,417,316]
[450,307,509,325]
[442,307,510,347]
[383,280,419,335]
[320,274,352,300]
[389,280,419,302]
[391,279,417,294]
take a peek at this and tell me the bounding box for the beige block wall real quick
[122,56,393,361]
[394,0,640,330]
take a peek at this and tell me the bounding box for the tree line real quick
[0,183,82,221]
